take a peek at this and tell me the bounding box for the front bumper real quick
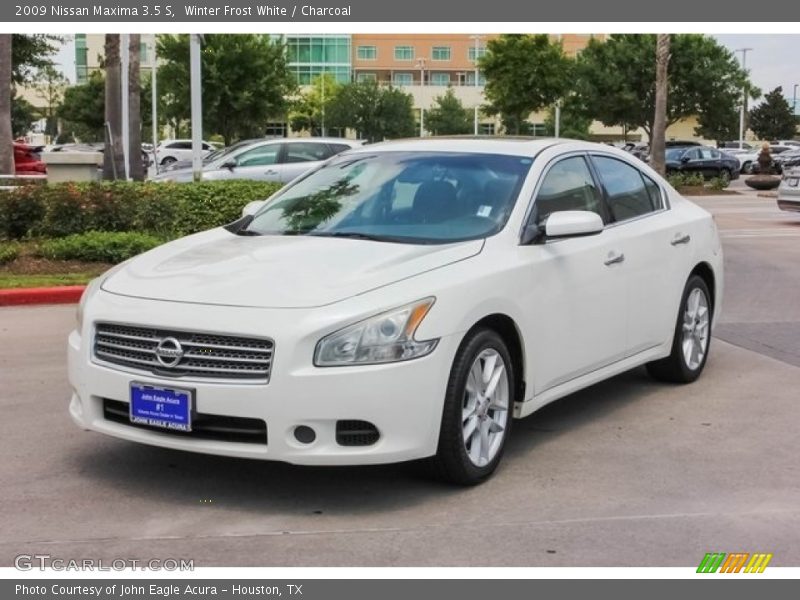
[68,291,458,465]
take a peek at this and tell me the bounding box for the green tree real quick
[58,71,106,141]
[480,34,572,134]
[288,73,340,135]
[543,96,592,139]
[749,87,798,141]
[425,87,472,135]
[32,64,67,139]
[157,34,295,144]
[327,80,415,143]
[11,34,59,85]
[11,91,37,137]
[575,34,753,141]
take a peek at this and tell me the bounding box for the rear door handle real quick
[671,233,691,246]
[604,251,625,266]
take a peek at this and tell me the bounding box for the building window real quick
[532,123,547,137]
[431,46,451,61]
[264,122,287,137]
[479,123,495,136]
[357,45,376,60]
[356,72,377,82]
[466,72,486,86]
[75,34,88,84]
[140,42,148,64]
[394,46,414,61]
[393,72,413,86]
[430,72,450,86]
[468,46,487,62]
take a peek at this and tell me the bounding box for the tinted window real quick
[593,156,660,221]
[168,141,192,150]
[283,142,333,164]
[235,144,279,167]
[245,152,533,243]
[533,156,604,225]
[329,143,353,155]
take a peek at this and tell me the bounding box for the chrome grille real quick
[93,323,274,381]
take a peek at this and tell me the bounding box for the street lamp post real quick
[121,33,130,180]
[151,39,158,174]
[736,47,753,150]
[470,34,483,135]
[190,34,203,182]
[416,57,426,137]
[320,72,326,137]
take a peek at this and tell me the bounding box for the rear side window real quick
[168,141,192,150]
[283,142,333,163]
[592,156,661,222]
[329,143,353,155]
[533,156,604,225]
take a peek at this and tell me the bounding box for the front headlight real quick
[314,298,438,366]
[76,276,103,330]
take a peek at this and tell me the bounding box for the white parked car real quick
[68,139,723,484]
[777,167,800,212]
[151,138,361,184]
[154,139,217,167]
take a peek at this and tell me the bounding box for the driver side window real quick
[234,145,279,167]
[532,156,604,226]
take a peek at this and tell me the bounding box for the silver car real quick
[777,167,800,213]
[151,137,362,184]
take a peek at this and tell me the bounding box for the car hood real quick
[101,228,484,308]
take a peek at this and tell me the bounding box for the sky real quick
[49,33,800,112]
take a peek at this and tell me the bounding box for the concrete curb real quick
[0,285,86,307]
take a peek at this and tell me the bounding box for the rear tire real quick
[647,275,712,383]
[430,328,514,485]
[719,168,731,184]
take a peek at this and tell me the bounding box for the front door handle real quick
[604,251,625,266]
[671,233,691,246]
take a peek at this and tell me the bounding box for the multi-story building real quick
[75,34,157,84]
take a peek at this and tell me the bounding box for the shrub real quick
[1,180,282,240]
[36,231,164,263]
[0,188,46,239]
[708,176,730,191]
[667,172,705,188]
[0,241,20,265]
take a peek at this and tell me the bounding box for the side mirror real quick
[541,210,604,241]
[680,156,691,163]
[241,200,266,218]
[222,159,237,171]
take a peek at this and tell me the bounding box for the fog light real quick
[294,425,316,444]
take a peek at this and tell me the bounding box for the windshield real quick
[244,151,533,244]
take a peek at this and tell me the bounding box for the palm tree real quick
[0,35,13,175]
[128,34,143,180]
[103,34,123,180]
[651,34,671,176]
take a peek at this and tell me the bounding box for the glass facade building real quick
[75,34,88,84]
[283,35,352,84]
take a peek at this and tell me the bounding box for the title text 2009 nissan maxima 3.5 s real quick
[68,138,723,485]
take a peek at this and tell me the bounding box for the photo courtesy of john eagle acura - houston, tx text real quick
[68,138,723,485]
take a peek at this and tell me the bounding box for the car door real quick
[523,154,629,394]
[221,142,282,181]
[590,154,690,355]
[279,142,337,183]
[681,147,703,176]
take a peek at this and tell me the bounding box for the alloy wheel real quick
[461,348,510,467]
[681,287,710,370]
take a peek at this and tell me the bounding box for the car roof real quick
[344,137,568,158]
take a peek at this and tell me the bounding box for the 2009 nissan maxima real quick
[68,138,723,485]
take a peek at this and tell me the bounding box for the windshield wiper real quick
[308,231,391,242]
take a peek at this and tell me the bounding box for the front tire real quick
[647,275,712,383]
[431,329,514,485]
[161,156,177,166]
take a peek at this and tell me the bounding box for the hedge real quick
[0,241,20,265]
[0,180,283,241]
[36,231,165,263]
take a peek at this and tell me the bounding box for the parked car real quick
[70,138,723,484]
[777,167,800,213]
[13,142,46,175]
[665,145,740,181]
[665,140,702,147]
[734,145,795,174]
[154,139,217,166]
[771,140,800,148]
[718,141,753,150]
[773,149,800,173]
[151,137,362,183]
[157,138,269,173]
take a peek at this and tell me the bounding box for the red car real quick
[13,142,47,175]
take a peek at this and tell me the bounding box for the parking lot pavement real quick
[1,189,799,567]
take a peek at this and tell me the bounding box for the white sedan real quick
[68,139,723,485]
